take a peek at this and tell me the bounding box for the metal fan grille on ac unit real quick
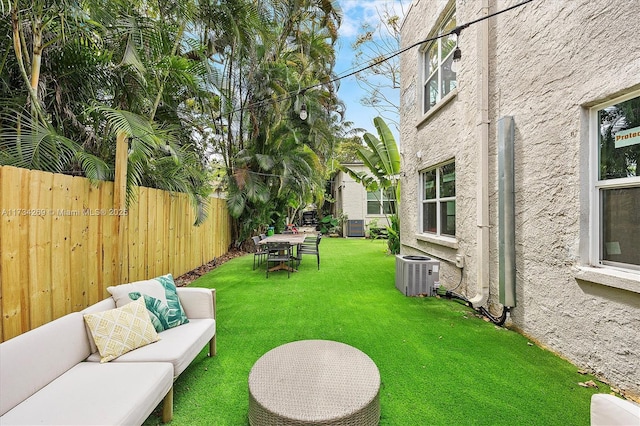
[395,255,440,296]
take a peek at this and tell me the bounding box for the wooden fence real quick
[0,165,232,342]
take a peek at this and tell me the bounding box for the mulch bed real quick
[174,249,247,287]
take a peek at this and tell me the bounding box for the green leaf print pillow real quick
[107,274,189,332]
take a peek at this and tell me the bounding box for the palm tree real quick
[2,0,351,236]
[1,0,109,177]
[218,0,344,242]
[1,0,236,223]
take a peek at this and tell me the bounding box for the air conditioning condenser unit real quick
[395,255,440,296]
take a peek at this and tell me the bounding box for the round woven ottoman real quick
[248,340,380,425]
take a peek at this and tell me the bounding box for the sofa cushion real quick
[591,394,640,426]
[83,298,160,363]
[176,287,215,319]
[86,318,215,377]
[108,274,189,332]
[0,362,173,425]
[0,312,90,417]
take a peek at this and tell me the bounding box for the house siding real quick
[400,0,640,397]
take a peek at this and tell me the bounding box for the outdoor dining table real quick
[259,233,308,245]
[259,233,308,272]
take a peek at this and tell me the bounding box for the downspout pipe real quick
[469,0,490,307]
[498,116,516,308]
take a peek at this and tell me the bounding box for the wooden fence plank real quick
[18,169,31,329]
[138,187,149,281]
[144,188,155,277]
[1,167,28,339]
[168,193,177,277]
[188,195,197,272]
[175,194,187,276]
[155,189,165,276]
[50,173,72,319]
[215,198,223,258]
[69,177,89,311]
[100,182,115,296]
[86,182,101,304]
[28,170,53,328]
[117,204,129,285]
[127,187,140,282]
[164,191,171,275]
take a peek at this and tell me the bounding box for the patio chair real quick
[252,236,268,270]
[300,232,320,246]
[297,234,321,270]
[297,233,320,255]
[259,233,267,240]
[265,242,295,278]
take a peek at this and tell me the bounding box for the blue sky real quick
[334,1,410,141]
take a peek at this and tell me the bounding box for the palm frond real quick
[1,111,73,172]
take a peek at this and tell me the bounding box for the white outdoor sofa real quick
[591,393,640,426]
[0,285,216,425]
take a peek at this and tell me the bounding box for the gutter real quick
[469,0,491,307]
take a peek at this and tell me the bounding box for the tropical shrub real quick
[319,215,339,234]
[387,214,400,254]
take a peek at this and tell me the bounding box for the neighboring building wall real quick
[335,166,365,226]
[400,0,640,396]
[334,164,391,235]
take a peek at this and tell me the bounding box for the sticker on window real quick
[604,242,622,256]
[614,126,640,148]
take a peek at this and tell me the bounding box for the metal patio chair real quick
[265,242,295,278]
[297,234,321,270]
[252,236,268,270]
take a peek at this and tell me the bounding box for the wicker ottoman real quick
[248,340,380,425]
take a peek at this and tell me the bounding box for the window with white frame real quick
[591,92,640,271]
[422,10,457,114]
[367,188,396,215]
[421,161,455,236]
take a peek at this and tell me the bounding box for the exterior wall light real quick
[451,46,462,73]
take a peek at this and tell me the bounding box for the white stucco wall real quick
[400,0,640,396]
[335,167,365,222]
[335,164,391,233]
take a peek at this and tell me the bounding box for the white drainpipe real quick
[469,0,490,307]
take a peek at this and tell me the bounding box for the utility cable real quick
[221,0,536,117]
[435,264,510,326]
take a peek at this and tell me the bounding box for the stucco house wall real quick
[400,0,640,397]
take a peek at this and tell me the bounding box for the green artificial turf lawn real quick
[144,238,607,425]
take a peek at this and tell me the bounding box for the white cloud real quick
[338,0,410,39]
[334,1,409,138]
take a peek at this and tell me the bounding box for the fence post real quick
[114,131,128,285]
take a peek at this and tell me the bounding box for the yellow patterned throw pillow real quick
[83,297,160,363]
